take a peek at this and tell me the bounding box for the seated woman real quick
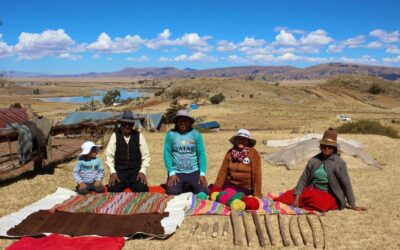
[213,129,262,198]
[274,128,367,212]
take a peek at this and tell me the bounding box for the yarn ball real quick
[216,191,227,202]
[210,192,220,201]
[242,196,260,210]
[218,193,232,204]
[196,192,208,200]
[209,186,222,194]
[226,192,245,207]
[230,199,246,211]
[224,187,237,196]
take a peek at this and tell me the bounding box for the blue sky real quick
[0,0,399,74]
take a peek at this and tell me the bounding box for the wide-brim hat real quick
[172,109,195,124]
[117,110,139,124]
[319,127,338,147]
[229,128,257,147]
[80,141,102,155]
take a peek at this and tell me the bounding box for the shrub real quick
[368,83,384,95]
[164,103,186,123]
[102,89,121,107]
[209,93,225,104]
[154,88,164,96]
[336,120,399,138]
[249,94,254,99]
[9,103,22,108]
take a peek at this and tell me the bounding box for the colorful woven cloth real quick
[185,193,316,216]
[185,194,230,216]
[54,192,172,215]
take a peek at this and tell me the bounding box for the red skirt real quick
[274,186,338,212]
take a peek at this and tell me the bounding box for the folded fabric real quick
[53,192,172,215]
[185,194,230,216]
[6,234,124,250]
[7,210,169,238]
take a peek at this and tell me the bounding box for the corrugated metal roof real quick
[0,108,29,128]
[196,121,220,129]
[62,112,122,125]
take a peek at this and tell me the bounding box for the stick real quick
[222,220,229,236]
[252,213,266,247]
[190,222,200,236]
[212,222,219,238]
[201,222,209,236]
[307,215,319,249]
[297,216,309,246]
[317,215,326,249]
[278,214,291,247]
[289,216,301,246]
[264,213,277,246]
[230,210,245,246]
[242,213,255,246]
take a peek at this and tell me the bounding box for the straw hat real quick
[229,129,257,147]
[319,128,338,147]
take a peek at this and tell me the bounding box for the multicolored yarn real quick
[185,194,230,216]
[54,192,173,215]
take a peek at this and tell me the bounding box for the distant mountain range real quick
[9,63,400,81]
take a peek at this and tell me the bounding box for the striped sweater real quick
[73,157,104,184]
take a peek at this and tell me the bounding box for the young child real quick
[73,141,105,195]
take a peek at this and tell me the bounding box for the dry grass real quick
[0,78,399,249]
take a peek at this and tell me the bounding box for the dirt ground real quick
[0,78,399,249]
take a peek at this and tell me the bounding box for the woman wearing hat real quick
[274,128,367,212]
[105,110,150,192]
[213,129,262,198]
[163,109,208,195]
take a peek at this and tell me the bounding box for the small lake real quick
[38,89,142,103]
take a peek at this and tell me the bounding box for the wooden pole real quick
[190,222,200,236]
[318,215,326,249]
[230,210,245,246]
[278,214,291,247]
[242,213,255,246]
[201,222,209,236]
[289,216,301,246]
[264,213,277,246]
[222,220,229,236]
[297,215,309,246]
[212,222,219,238]
[252,213,266,247]
[307,215,320,249]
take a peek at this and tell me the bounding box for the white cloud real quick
[366,41,383,48]
[227,55,248,63]
[159,52,216,62]
[0,34,12,58]
[370,29,399,43]
[327,44,345,53]
[92,53,101,59]
[342,35,365,48]
[273,26,305,35]
[275,30,297,46]
[386,46,400,54]
[87,32,143,53]
[57,53,82,60]
[239,37,266,47]
[13,29,75,60]
[300,29,333,46]
[106,57,112,61]
[278,52,298,61]
[126,55,150,62]
[383,55,400,63]
[216,40,237,52]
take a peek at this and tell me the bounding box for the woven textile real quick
[54,192,172,215]
[185,194,230,216]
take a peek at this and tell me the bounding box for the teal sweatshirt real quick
[163,128,207,176]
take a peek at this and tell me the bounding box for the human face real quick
[121,123,134,136]
[176,117,191,133]
[236,136,249,149]
[320,144,336,158]
[87,147,98,159]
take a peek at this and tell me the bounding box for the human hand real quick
[167,175,180,186]
[198,176,208,188]
[352,205,367,211]
[293,195,299,207]
[94,180,102,187]
[79,182,87,190]
[109,173,120,186]
[137,173,147,184]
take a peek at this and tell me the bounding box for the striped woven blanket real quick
[54,192,173,215]
[185,192,316,216]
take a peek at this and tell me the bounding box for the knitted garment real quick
[230,146,250,163]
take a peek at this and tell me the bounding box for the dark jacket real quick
[294,153,356,209]
[114,130,142,174]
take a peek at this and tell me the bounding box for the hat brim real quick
[173,115,195,124]
[229,135,257,147]
[319,139,338,147]
[79,145,102,155]
[117,118,138,124]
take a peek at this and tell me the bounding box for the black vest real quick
[114,130,142,174]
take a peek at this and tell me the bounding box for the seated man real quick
[163,109,208,195]
[106,111,150,192]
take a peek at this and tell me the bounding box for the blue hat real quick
[117,111,138,123]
